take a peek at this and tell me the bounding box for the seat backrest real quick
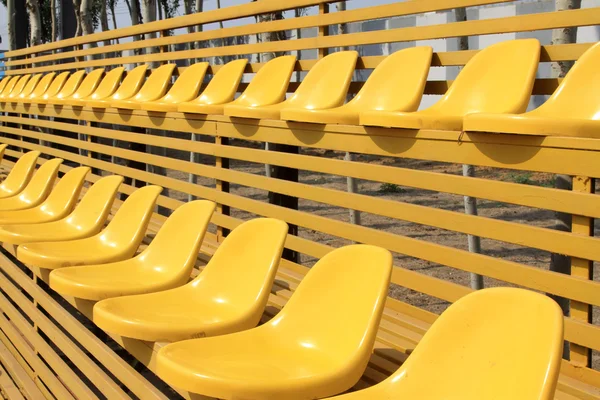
[0,76,22,97]
[284,51,358,109]
[39,71,70,100]
[385,288,563,400]
[428,39,540,116]
[52,70,86,100]
[65,175,123,233]
[159,62,208,103]
[131,64,176,102]
[6,74,31,98]
[0,77,11,94]
[38,167,90,216]
[16,158,63,204]
[229,56,296,107]
[269,245,392,358]
[111,65,148,101]
[348,46,433,112]
[0,151,41,194]
[100,185,162,248]
[530,41,600,119]
[14,74,43,99]
[85,67,124,100]
[139,200,216,276]
[69,68,104,100]
[191,218,288,322]
[191,59,248,105]
[26,72,56,99]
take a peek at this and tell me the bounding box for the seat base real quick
[225,104,283,120]
[281,107,359,125]
[360,110,464,131]
[178,102,226,115]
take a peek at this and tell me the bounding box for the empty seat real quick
[7,74,42,102]
[86,65,148,108]
[0,175,123,245]
[47,68,104,105]
[329,288,563,400]
[0,166,89,225]
[0,76,23,98]
[0,150,39,199]
[0,75,30,100]
[50,200,216,300]
[360,39,541,131]
[281,47,433,125]
[141,62,209,112]
[226,52,358,120]
[26,71,70,104]
[17,72,56,102]
[177,59,249,115]
[16,185,162,269]
[0,76,12,94]
[156,244,392,399]
[93,218,288,341]
[68,67,125,107]
[111,64,176,110]
[464,41,600,138]
[34,70,85,105]
[0,158,62,211]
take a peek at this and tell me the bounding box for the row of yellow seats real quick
[1,39,598,137]
[0,149,565,399]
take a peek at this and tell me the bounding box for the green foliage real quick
[379,183,407,194]
[508,172,533,185]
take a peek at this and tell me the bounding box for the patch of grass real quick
[508,172,533,185]
[379,183,407,193]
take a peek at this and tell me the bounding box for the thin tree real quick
[51,0,57,42]
[7,0,15,51]
[100,0,111,47]
[72,0,82,36]
[26,0,43,46]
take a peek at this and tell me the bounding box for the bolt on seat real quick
[25,71,70,104]
[0,166,89,225]
[47,68,104,105]
[330,288,563,400]
[67,67,125,107]
[16,185,162,269]
[7,74,42,102]
[34,70,85,105]
[155,244,392,399]
[226,51,358,120]
[464,41,600,138]
[360,39,541,131]
[282,47,433,125]
[0,149,38,199]
[86,65,148,108]
[141,62,209,112]
[50,199,216,301]
[92,218,288,341]
[0,175,123,246]
[111,64,176,110]
[0,75,30,101]
[177,59,249,115]
[0,158,63,212]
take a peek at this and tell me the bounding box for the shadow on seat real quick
[47,68,105,105]
[0,158,63,211]
[16,185,162,269]
[0,166,89,225]
[26,71,70,104]
[330,288,563,400]
[0,150,39,199]
[155,244,392,399]
[0,175,123,245]
[111,64,176,110]
[92,218,288,342]
[86,65,148,108]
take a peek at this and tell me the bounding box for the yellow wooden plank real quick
[0,357,26,400]
[0,339,44,400]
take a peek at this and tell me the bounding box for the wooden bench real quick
[0,0,598,398]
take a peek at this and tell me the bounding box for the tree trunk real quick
[7,0,16,51]
[26,0,42,47]
[100,0,110,47]
[80,0,94,35]
[184,0,194,52]
[51,0,58,42]
[72,0,82,37]
[15,0,28,49]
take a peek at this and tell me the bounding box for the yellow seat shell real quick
[111,64,176,110]
[86,65,147,108]
[0,150,40,199]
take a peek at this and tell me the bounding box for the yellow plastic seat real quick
[17,72,56,102]
[93,218,288,341]
[0,166,89,225]
[155,244,392,399]
[0,158,62,211]
[0,76,24,100]
[281,47,433,125]
[66,67,124,107]
[35,70,85,105]
[226,51,358,120]
[50,200,216,301]
[0,175,123,245]
[47,68,104,105]
[330,287,563,400]
[141,63,209,112]
[0,144,6,161]
[464,41,600,138]
[7,74,42,102]
[111,64,176,110]
[0,150,40,199]
[16,185,162,269]
[25,71,70,104]
[86,65,148,108]
[0,77,11,95]
[1,74,30,100]
[360,39,540,131]
[177,59,249,115]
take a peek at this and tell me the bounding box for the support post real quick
[216,136,230,240]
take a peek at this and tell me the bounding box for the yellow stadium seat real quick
[155,244,392,399]
[35,70,86,105]
[329,288,563,400]
[92,218,288,341]
[111,64,176,110]
[225,51,357,120]
[141,62,209,112]
[50,199,216,300]
[0,175,123,245]
[47,68,104,105]
[17,72,56,102]
[16,185,162,269]
[360,39,540,130]
[0,74,30,100]
[25,71,69,104]
[0,158,62,211]
[464,41,600,138]
[177,59,249,115]
[7,73,42,102]
[0,76,11,94]
[0,151,40,199]
[0,144,6,161]
[86,65,148,108]
[0,76,22,98]
[281,47,433,125]
[0,166,89,225]
[68,67,125,107]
